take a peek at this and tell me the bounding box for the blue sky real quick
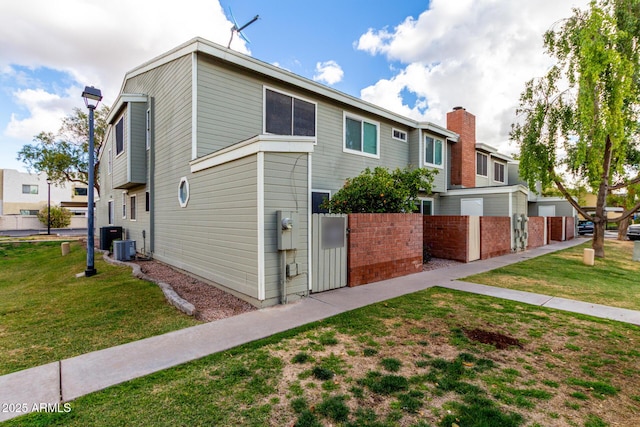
[0,0,588,172]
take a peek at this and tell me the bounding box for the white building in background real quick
[0,169,89,230]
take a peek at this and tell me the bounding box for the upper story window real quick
[22,184,38,194]
[74,187,88,196]
[344,113,379,158]
[264,88,316,137]
[392,128,407,142]
[494,162,505,183]
[476,152,488,176]
[115,117,124,155]
[424,135,443,166]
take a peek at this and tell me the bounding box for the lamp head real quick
[82,86,102,108]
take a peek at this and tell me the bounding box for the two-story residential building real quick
[96,37,572,307]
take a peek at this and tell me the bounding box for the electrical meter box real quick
[277,211,299,250]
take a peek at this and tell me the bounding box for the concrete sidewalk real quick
[2,237,638,422]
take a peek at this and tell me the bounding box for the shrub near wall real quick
[348,213,422,287]
[480,217,511,259]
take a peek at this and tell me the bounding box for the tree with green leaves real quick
[322,166,437,213]
[511,0,640,258]
[18,106,110,196]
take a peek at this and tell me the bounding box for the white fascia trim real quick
[443,184,529,197]
[192,52,198,160]
[190,135,316,173]
[106,94,148,124]
[307,153,313,292]
[419,122,459,142]
[122,37,445,130]
[257,151,265,301]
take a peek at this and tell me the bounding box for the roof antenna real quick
[227,7,259,49]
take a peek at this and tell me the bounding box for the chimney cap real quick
[453,106,465,111]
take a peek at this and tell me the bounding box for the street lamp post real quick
[82,86,102,277]
[46,179,51,235]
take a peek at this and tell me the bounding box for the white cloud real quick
[0,0,245,145]
[5,88,76,139]
[313,60,344,85]
[355,0,590,154]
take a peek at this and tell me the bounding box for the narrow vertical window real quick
[122,193,127,219]
[130,195,136,220]
[145,191,150,212]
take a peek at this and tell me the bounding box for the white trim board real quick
[190,135,316,173]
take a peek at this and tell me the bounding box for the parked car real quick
[578,220,594,235]
[627,224,640,241]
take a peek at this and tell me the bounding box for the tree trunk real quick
[617,217,629,240]
[592,218,606,258]
[592,135,613,258]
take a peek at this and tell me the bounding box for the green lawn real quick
[464,239,640,310]
[0,241,198,375]
[6,287,640,427]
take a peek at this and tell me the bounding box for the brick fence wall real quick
[565,216,575,240]
[423,216,470,262]
[547,216,576,241]
[527,217,547,248]
[480,216,511,259]
[348,213,423,287]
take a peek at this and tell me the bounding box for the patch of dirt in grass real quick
[263,308,640,427]
[464,328,523,349]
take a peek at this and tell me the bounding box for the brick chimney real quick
[447,107,476,188]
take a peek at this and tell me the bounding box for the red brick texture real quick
[565,216,575,240]
[447,108,476,188]
[480,217,511,260]
[347,213,423,287]
[423,216,470,262]
[527,217,547,249]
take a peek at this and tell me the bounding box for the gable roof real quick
[119,37,458,142]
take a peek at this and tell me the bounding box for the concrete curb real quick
[99,250,197,317]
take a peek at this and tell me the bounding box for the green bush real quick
[37,205,72,228]
[322,166,437,213]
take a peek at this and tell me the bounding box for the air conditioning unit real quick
[113,240,136,261]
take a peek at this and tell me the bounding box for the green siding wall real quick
[196,57,263,156]
[128,102,147,185]
[263,152,309,303]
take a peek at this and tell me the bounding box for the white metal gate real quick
[311,213,348,292]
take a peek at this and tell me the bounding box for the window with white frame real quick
[344,114,379,157]
[415,199,433,215]
[392,128,407,142]
[122,193,127,219]
[494,162,505,183]
[476,152,488,176]
[115,117,124,155]
[178,177,189,208]
[22,184,38,194]
[264,88,316,136]
[130,195,136,220]
[424,135,443,166]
